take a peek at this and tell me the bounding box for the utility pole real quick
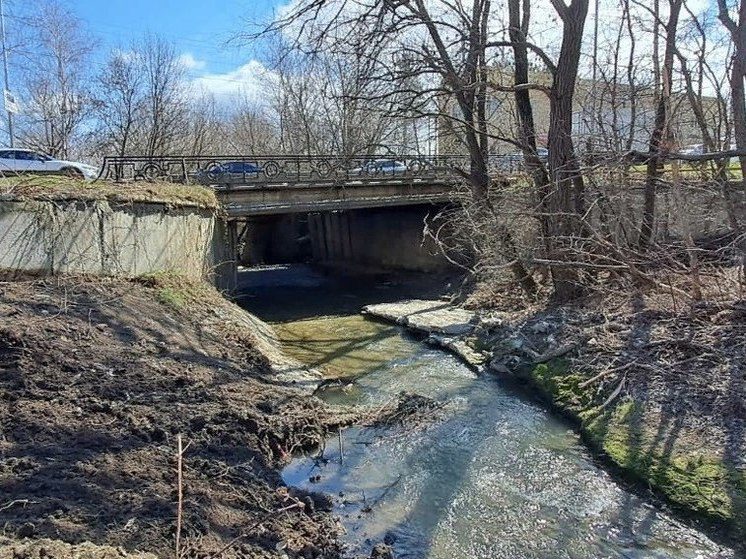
[0,0,14,147]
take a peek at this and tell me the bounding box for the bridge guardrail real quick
[97,154,534,186]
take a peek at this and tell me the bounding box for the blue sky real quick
[64,0,285,93]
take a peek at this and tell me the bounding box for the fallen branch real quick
[533,339,585,363]
[0,499,34,512]
[579,361,637,389]
[600,376,627,410]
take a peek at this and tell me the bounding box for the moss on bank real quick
[0,175,217,209]
[526,359,746,539]
[137,270,216,312]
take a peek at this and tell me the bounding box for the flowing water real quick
[238,266,735,559]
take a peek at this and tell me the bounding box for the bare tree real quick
[638,0,683,250]
[227,97,280,154]
[93,49,145,157]
[140,34,189,157]
[17,0,94,158]
[718,0,746,201]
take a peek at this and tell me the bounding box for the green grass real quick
[0,174,218,209]
[155,286,187,311]
[137,271,216,313]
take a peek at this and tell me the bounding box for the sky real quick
[5,0,724,106]
[50,0,287,100]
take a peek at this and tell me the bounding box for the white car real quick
[0,148,99,180]
[678,144,705,156]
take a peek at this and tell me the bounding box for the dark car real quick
[195,161,262,184]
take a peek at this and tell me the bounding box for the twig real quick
[579,361,636,389]
[600,376,627,410]
[0,499,34,512]
[338,427,344,465]
[176,434,184,559]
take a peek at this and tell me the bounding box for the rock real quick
[364,300,475,336]
[370,544,394,559]
[479,315,504,329]
[289,488,333,512]
[488,359,512,374]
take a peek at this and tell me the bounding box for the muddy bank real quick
[0,275,344,558]
[364,294,746,549]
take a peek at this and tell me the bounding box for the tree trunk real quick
[639,0,682,250]
[545,0,589,301]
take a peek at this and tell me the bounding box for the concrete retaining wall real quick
[0,198,234,288]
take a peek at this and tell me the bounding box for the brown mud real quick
[0,275,347,558]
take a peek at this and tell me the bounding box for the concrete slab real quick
[362,299,476,335]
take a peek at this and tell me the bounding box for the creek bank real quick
[0,274,344,558]
[362,295,746,550]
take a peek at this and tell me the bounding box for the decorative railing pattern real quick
[97,154,488,185]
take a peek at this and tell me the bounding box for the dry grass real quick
[0,174,218,209]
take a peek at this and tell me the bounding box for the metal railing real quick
[98,154,484,186]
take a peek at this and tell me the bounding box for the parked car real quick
[351,159,408,176]
[195,161,263,184]
[0,148,99,180]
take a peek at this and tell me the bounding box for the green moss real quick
[530,360,591,413]
[590,406,737,520]
[527,360,746,535]
[137,271,213,312]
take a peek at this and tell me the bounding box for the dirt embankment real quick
[0,275,345,558]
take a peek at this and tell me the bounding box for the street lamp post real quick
[0,0,14,147]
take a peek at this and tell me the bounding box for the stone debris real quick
[363,299,476,335]
[363,300,487,371]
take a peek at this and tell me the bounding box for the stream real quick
[238,265,735,559]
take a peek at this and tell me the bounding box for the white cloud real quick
[190,59,276,105]
[179,53,207,71]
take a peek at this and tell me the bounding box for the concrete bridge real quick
[100,154,469,282]
[99,154,465,216]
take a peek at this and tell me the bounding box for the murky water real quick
[239,266,735,559]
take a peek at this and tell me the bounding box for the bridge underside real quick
[217,180,454,217]
[235,204,458,275]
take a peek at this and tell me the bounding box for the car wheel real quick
[64,167,84,179]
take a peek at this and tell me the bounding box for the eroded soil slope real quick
[0,276,342,558]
